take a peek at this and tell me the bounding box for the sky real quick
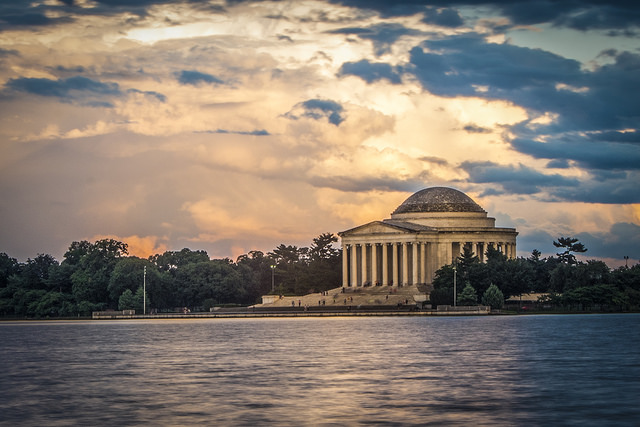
[0,0,639,266]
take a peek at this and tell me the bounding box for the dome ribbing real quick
[393,187,485,214]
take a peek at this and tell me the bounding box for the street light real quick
[143,265,146,315]
[453,264,457,307]
[270,265,276,293]
[624,256,629,268]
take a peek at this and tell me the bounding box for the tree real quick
[134,286,149,313]
[108,257,146,302]
[149,248,210,273]
[118,289,135,310]
[553,236,587,265]
[0,253,19,288]
[457,282,477,306]
[236,250,274,301]
[304,233,341,292]
[268,244,307,294]
[481,284,504,309]
[70,239,128,306]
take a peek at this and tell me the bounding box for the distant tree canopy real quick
[0,233,342,318]
[1,235,639,318]
[430,237,640,311]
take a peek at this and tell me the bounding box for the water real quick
[1,314,639,426]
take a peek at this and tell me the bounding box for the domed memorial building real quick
[338,187,517,288]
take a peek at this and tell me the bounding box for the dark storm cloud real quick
[284,99,345,126]
[328,0,640,31]
[461,161,579,195]
[462,124,492,134]
[589,130,640,144]
[576,222,640,259]
[511,138,640,171]
[0,0,224,31]
[422,7,464,28]
[5,76,120,103]
[328,23,422,56]
[338,60,402,84]
[462,159,640,204]
[405,34,640,131]
[175,70,224,86]
[4,76,168,107]
[0,48,19,57]
[408,33,585,105]
[551,177,640,204]
[518,223,640,260]
[2,0,639,33]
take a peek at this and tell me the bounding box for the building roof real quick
[392,187,486,214]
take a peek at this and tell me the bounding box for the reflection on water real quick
[1,314,639,426]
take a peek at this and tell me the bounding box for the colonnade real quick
[341,240,516,287]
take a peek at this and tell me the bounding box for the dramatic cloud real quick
[284,99,346,126]
[5,76,120,104]
[0,0,638,265]
[338,60,403,84]
[175,70,224,86]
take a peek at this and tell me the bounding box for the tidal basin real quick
[1,314,639,426]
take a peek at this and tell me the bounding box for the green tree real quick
[134,286,149,313]
[70,239,128,306]
[149,248,210,273]
[481,283,504,309]
[118,289,136,310]
[236,250,274,300]
[553,236,587,265]
[175,259,245,308]
[0,253,20,288]
[457,282,477,306]
[268,244,307,294]
[108,257,147,302]
[304,233,341,292]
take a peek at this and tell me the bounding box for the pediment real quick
[339,220,433,237]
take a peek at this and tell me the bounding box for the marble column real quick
[361,244,368,286]
[350,243,358,287]
[342,244,349,287]
[371,243,378,285]
[382,243,389,286]
[392,243,399,287]
[420,243,426,284]
[402,242,409,286]
[412,243,418,286]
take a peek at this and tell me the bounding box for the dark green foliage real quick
[553,236,587,265]
[118,289,135,310]
[1,234,639,317]
[429,237,640,311]
[457,283,477,306]
[481,284,504,309]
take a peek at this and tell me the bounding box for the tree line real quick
[0,233,341,318]
[1,235,638,318]
[431,237,640,311]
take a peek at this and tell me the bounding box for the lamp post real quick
[270,265,276,293]
[624,256,629,268]
[453,264,457,307]
[143,265,146,315]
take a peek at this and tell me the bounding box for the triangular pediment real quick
[339,220,434,237]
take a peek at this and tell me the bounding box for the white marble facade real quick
[338,187,518,287]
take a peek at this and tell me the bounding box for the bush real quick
[457,283,477,306]
[481,283,504,309]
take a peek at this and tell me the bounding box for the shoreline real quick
[2,310,638,322]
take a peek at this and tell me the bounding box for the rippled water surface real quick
[1,314,639,426]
